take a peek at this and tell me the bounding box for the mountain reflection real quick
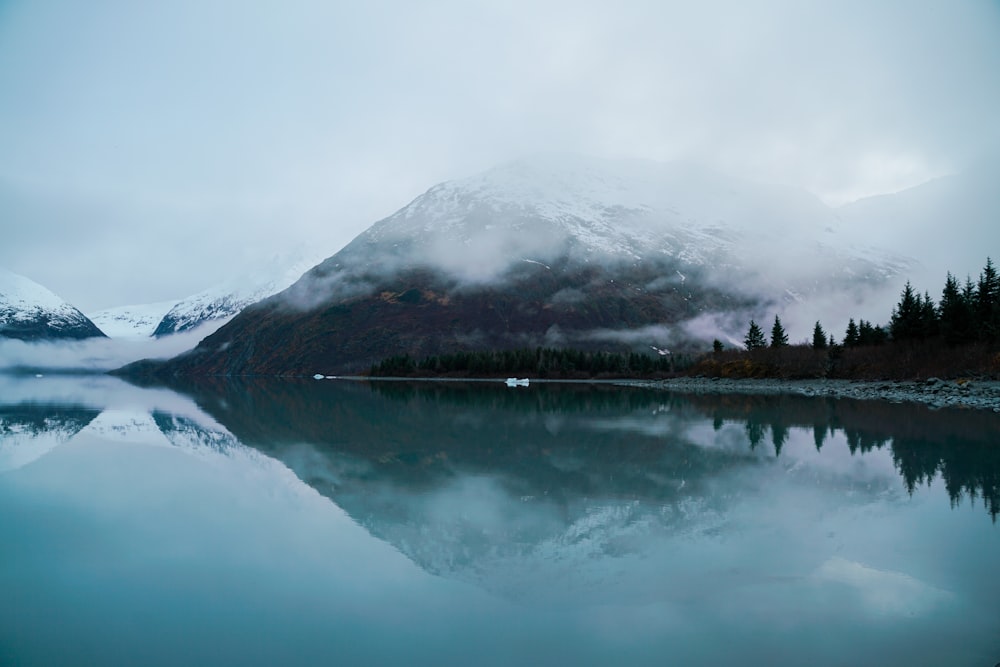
[112,377,990,600]
[0,404,101,471]
[7,380,998,525]
[5,377,999,608]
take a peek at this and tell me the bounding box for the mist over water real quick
[0,320,227,372]
[1,376,998,666]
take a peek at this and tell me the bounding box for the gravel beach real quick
[626,377,1000,412]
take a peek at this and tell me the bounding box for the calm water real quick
[1,375,998,666]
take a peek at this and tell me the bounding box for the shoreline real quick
[332,374,1000,412]
[620,377,1000,412]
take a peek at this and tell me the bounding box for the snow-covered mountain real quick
[88,300,180,338]
[83,251,324,340]
[316,155,906,289]
[151,253,323,336]
[133,156,912,376]
[0,268,106,340]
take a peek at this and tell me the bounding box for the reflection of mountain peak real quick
[0,405,101,472]
[79,410,172,446]
[167,379,956,600]
[153,411,242,455]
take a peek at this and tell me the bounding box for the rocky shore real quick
[627,377,1000,412]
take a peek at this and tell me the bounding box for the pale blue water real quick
[1,375,998,666]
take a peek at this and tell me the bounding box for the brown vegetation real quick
[689,340,1000,381]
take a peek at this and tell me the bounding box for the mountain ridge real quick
[123,156,911,376]
[0,268,106,341]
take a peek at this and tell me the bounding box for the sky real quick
[1,0,999,312]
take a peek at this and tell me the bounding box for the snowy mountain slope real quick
[318,155,906,287]
[89,300,179,338]
[152,252,323,336]
[133,156,913,376]
[0,268,106,340]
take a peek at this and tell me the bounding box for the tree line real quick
[734,257,1000,351]
[369,346,697,378]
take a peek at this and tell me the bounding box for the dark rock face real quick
[144,258,759,376]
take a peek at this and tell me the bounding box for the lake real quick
[1,375,998,666]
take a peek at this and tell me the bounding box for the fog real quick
[0,321,225,373]
[1,1,998,312]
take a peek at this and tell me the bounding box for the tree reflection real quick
[686,393,1000,521]
[156,377,1000,521]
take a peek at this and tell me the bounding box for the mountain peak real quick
[0,268,106,340]
[332,154,855,286]
[134,156,911,376]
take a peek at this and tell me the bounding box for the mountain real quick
[151,253,322,337]
[88,300,180,338]
[84,252,323,340]
[131,156,909,376]
[0,268,106,341]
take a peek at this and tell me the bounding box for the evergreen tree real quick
[976,257,1000,341]
[712,339,724,353]
[919,291,939,338]
[744,320,767,350]
[844,318,860,347]
[939,272,975,345]
[890,281,922,341]
[770,315,788,348]
[856,319,887,346]
[812,321,827,350]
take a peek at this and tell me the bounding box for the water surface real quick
[1,375,998,666]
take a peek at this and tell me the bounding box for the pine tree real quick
[919,291,939,338]
[770,316,788,348]
[940,272,975,345]
[844,318,860,347]
[712,339,724,353]
[976,257,1000,341]
[890,281,921,342]
[744,320,767,350]
[856,319,886,346]
[812,321,827,350]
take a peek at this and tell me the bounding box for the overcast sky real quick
[1,0,998,312]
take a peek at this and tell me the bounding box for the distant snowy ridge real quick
[153,253,323,336]
[89,300,179,338]
[0,268,105,340]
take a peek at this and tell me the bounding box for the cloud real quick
[1,0,997,310]
[813,556,953,617]
[0,322,224,373]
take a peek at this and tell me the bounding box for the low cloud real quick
[0,322,224,373]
